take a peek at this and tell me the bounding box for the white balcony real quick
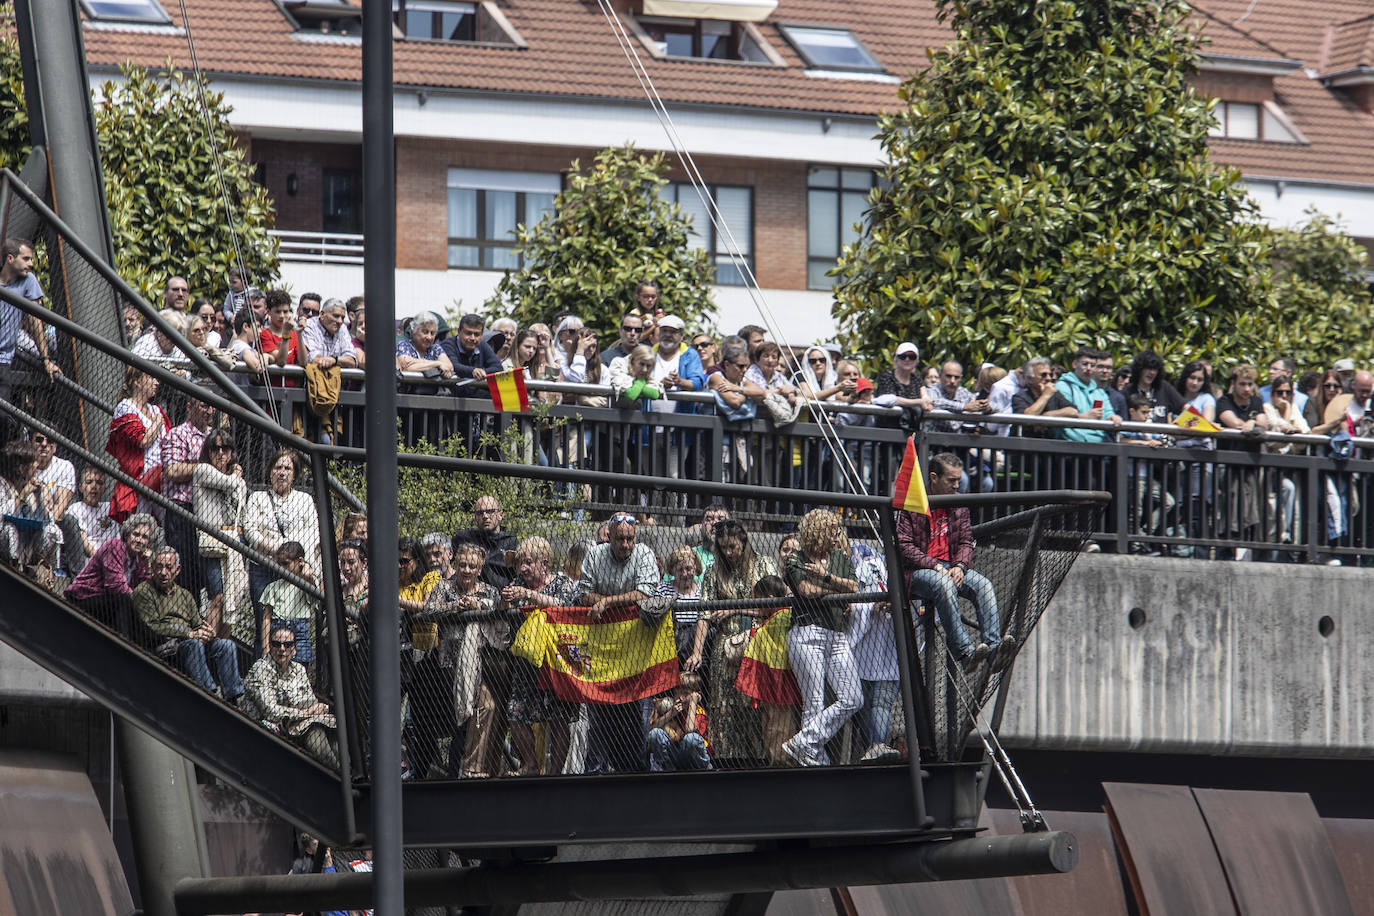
[270,229,365,265]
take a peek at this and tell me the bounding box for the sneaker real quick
[860,743,901,763]
[992,635,1017,672]
[1234,547,1251,562]
[960,643,990,674]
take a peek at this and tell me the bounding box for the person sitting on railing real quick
[501,536,580,776]
[896,453,1009,675]
[1054,347,1121,443]
[746,340,801,426]
[65,511,155,636]
[781,508,863,767]
[219,267,246,323]
[441,314,503,388]
[395,311,453,383]
[1011,357,1076,438]
[240,625,339,769]
[0,238,58,389]
[133,545,244,702]
[874,342,934,428]
[646,670,712,772]
[106,367,169,523]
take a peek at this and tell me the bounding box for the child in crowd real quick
[258,541,319,669]
[1120,393,1175,554]
[646,671,711,771]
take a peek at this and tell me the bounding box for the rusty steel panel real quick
[1103,782,1236,916]
[0,750,133,916]
[766,888,844,916]
[1193,789,1353,916]
[1323,818,1374,916]
[992,808,1131,916]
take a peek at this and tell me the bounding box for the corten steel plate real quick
[1103,782,1237,916]
[994,808,1130,916]
[1323,818,1374,916]
[0,750,134,916]
[1193,789,1353,916]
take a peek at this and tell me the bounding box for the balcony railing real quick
[270,229,365,265]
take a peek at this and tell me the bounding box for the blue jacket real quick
[441,338,503,383]
[1054,371,1113,443]
[672,346,707,415]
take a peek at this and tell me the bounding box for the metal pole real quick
[879,503,933,829]
[174,832,1078,914]
[310,448,357,839]
[362,0,402,910]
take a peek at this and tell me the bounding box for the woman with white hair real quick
[395,311,454,378]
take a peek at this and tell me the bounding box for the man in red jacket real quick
[895,452,1010,674]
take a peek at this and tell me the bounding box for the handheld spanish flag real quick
[891,436,929,515]
[734,607,800,706]
[509,605,678,704]
[486,368,530,412]
[1174,405,1220,433]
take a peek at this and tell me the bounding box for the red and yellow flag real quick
[487,368,530,412]
[734,607,800,706]
[891,436,929,515]
[1173,405,1220,433]
[509,605,678,704]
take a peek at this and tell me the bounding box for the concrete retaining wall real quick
[999,555,1373,756]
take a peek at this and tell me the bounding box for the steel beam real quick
[173,832,1077,914]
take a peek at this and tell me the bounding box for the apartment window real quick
[1208,101,1300,143]
[81,0,171,22]
[447,169,558,270]
[323,169,362,234]
[807,166,876,290]
[639,18,768,62]
[663,183,753,286]
[777,24,882,72]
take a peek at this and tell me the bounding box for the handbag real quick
[763,392,801,426]
[722,623,757,680]
[199,527,232,559]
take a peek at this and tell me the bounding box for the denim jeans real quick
[907,564,1000,659]
[176,637,243,700]
[858,679,899,749]
[646,728,711,771]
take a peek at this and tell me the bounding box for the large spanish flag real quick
[487,368,530,412]
[890,436,929,515]
[734,607,800,706]
[510,605,678,704]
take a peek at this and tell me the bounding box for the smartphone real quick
[1092,399,1103,411]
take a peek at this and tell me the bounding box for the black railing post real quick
[879,503,933,830]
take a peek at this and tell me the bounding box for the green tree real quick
[831,0,1274,369]
[0,18,28,173]
[487,145,716,339]
[1263,210,1374,370]
[95,63,278,303]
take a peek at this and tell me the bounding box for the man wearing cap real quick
[874,342,934,427]
[650,314,707,477]
[1333,358,1356,392]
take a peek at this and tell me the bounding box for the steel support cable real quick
[591,0,880,541]
[173,0,281,427]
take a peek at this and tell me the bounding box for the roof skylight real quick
[81,0,172,23]
[777,24,882,72]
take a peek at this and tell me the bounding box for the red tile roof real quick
[74,0,1374,186]
[1321,14,1374,75]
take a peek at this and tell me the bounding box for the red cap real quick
[855,377,875,394]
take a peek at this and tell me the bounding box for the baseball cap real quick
[1333,358,1355,372]
[895,342,919,359]
[658,314,685,331]
[855,377,875,394]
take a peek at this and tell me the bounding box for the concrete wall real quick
[999,554,1374,757]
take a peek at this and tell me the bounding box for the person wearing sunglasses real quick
[873,342,934,428]
[602,309,645,367]
[1306,370,1350,436]
[241,625,339,768]
[793,347,852,402]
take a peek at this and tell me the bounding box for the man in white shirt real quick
[32,431,76,576]
[988,362,1027,436]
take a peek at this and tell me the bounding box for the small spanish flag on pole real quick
[891,436,929,515]
[1173,405,1220,433]
[486,368,530,412]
